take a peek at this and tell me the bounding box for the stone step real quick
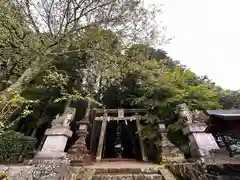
[91,173,163,180]
[94,168,160,174]
[70,160,93,166]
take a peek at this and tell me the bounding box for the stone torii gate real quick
[90,108,148,162]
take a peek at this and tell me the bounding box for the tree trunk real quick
[0,56,43,104]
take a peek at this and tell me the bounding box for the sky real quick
[146,0,240,90]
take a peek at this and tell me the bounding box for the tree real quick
[101,48,222,147]
[221,90,240,109]
[0,0,162,101]
[0,0,229,164]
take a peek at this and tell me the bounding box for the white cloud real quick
[146,0,240,90]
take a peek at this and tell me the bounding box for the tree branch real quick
[25,0,41,34]
[57,0,71,36]
[43,0,55,37]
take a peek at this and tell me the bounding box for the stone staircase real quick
[69,160,178,180]
[70,166,177,180]
[91,168,163,180]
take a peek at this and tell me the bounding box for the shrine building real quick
[205,109,240,157]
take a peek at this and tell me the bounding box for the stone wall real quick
[0,160,71,180]
[1,163,176,180]
[159,123,185,163]
[167,162,240,180]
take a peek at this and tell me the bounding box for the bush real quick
[0,172,9,180]
[167,163,240,180]
[167,122,190,157]
[167,163,212,180]
[0,131,36,164]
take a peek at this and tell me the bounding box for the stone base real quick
[42,128,72,153]
[183,123,220,158]
[161,151,185,163]
[68,153,92,166]
[161,133,185,163]
[33,127,73,165]
[34,151,67,160]
[45,127,73,137]
[27,152,68,165]
[25,158,70,165]
[161,147,185,163]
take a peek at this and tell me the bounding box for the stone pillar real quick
[182,123,220,158]
[68,108,92,166]
[34,126,73,160]
[27,106,76,165]
[159,123,185,163]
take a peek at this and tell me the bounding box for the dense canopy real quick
[0,0,239,163]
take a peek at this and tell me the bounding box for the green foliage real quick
[167,122,190,156]
[0,172,10,180]
[0,131,36,163]
[42,70,69,89]
[102,49,222,148]
[0,0,234,162]
[167,163,240,180]
[221,90,240,109]
[0,90,40,129]
[167,163,212,180]
[167,122,183,133]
